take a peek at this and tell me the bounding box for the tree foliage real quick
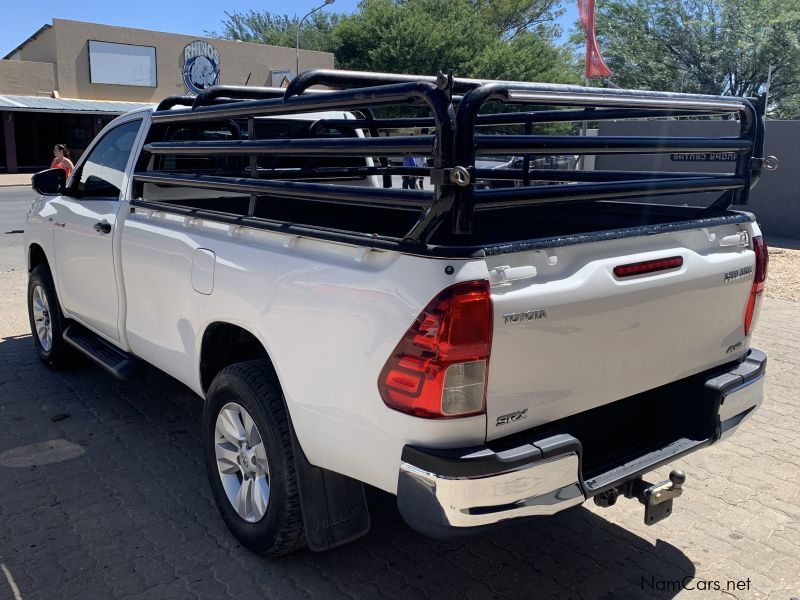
[213,0,577,84]
[334,0,574,82]
[472,0,564,39]
[211,10,340,53]
[593,0,800,116]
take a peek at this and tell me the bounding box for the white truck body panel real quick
[119,206,488,493]
[50,197,121,340]
[485,223,757,440]
[115,202,758,492]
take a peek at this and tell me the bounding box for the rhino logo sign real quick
[182,40,220,95]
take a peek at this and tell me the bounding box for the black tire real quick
[27,264,72,368]
[202,359,306,556]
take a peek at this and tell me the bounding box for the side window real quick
[75,119,142,199]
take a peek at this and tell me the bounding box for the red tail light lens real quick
[378,281,493,418]
[614,256,683,278]
[744,235,768,335]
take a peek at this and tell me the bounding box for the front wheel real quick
[27,264,72,368]
[202,359,306,556]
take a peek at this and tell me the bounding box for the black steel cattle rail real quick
[133,69,768,247]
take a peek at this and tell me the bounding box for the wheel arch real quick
[199,321,278,394]
[199,322,372,551]
[28,243,49,273]
[27,243,68,317]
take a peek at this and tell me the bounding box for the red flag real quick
[578,0,613,79]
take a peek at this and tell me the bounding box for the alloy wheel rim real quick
[31,285,53,352]
[214,402,271,522]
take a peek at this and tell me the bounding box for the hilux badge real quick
[723,265,752,283]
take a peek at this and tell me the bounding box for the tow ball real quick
[593,469,686,525]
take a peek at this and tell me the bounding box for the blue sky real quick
[2,0,578,57]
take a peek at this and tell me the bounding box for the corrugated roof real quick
[0,94,152,114]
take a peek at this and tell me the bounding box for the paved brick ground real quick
[0,269,798,600]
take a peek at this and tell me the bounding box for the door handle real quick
[93,221,112,234]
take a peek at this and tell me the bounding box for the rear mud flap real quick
[289,423,371,551]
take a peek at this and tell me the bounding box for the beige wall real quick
[9,25,57,64]
[51,19,333,102]
[0,60,56,95]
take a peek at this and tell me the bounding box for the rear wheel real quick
[27,265,72,368]
[202,359,306,556]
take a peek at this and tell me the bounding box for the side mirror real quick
[32,168,66,196]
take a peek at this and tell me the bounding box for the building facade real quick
[0,19,334,172]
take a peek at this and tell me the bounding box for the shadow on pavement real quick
[309,488,695,599]
[0,333,695,600]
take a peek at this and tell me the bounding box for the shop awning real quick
[0,95,152,114]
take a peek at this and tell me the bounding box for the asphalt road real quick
[0,186,33,272]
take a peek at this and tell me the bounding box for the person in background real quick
[414,155,427,190]
[51,144,74,179]
[402,155,416,189]
[415,129,431,190]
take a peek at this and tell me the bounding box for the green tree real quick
[214,0,578,84]
[210,10,340,54]
[472,0,564,39]
[592,0,800,116]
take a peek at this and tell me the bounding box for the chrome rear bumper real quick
[397,433,585,537]
[712,349,766,439]
[399,451,583,531]
[397,349,766,538]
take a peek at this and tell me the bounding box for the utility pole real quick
[296,0,335,76]
[578,75,590,171]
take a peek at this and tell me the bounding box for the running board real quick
[63,323,140,380]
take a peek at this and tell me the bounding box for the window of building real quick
[88,41,157,87]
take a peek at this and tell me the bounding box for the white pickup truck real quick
[24,70,772,556]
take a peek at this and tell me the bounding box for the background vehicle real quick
[24,70,771,555]
[475,154,581,188]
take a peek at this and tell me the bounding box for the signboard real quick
[271,69,294,88]
[182,40,220,95]
[88,41,157,87]
[670,152,737,162]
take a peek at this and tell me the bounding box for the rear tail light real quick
[378,280,493,418]
[744,235,768,335]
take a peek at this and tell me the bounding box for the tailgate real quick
[485,222,756,441]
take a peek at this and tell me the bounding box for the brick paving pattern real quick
[0,269,798,600]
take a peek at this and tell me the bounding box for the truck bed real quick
[149,192,749,256]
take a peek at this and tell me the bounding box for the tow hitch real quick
[593,469,686,525]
